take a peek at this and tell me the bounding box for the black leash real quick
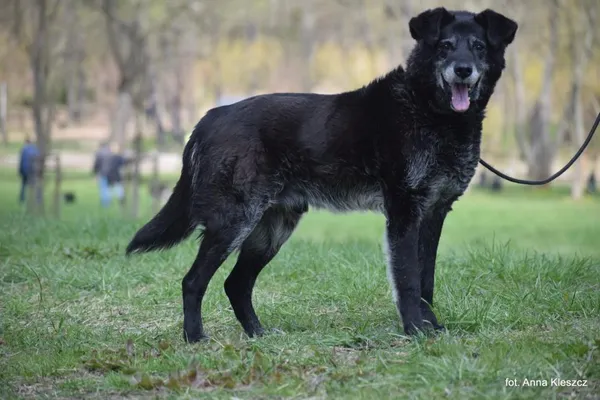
[479,112,600,185]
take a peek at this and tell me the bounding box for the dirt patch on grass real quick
[12,372,155,400]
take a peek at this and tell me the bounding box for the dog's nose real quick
[454,64,473,80]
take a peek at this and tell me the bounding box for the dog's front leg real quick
[418,206,449,331]
[385,201,424,335]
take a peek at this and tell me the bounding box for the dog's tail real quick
[126,147,196,255]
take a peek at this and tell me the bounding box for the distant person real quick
[18,137,39,204]
[93,142,132,207]
[105,148,133,206]
[587,172,597,194]
[93,141,112,207]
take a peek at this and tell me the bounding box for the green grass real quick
[0,174,599,399]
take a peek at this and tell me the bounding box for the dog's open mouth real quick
[443,78,479,112]
[450,83,471,112]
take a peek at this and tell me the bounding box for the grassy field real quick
[0,175,599,399]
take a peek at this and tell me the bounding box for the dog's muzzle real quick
[441,63,481,112]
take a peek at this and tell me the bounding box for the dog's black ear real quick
[409,8,455,45]
[475,9,518,48]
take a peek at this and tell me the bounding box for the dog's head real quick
[407,8,517,113]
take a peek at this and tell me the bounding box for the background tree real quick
[2,0,65,213]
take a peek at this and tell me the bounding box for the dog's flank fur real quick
[126,8,517,342]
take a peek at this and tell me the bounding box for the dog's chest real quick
[408,140,480,207]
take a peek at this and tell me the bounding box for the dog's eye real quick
[473,42,485,51]
[440,42,453,51]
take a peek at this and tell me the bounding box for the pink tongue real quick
[451,84,470,111]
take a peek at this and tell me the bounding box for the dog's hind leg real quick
[182,205,266,343]
[224,205,305,337]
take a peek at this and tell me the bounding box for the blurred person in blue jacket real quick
[93,142,132,207]
[18,137,39,204]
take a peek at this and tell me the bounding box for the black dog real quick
[126,8,517,342]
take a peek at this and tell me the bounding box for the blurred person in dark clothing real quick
[93,142,132,207]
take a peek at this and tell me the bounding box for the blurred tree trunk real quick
[246,21,259,94]
[0,82,7,145]
[112,89,133,152]
[64,0,85,124]
[299,8,316,92]
[383,0,413,66]
[570,1,597,199]
[100,0,148,151]
[168,26,185,145]
[511,44,530,163]
[130,129,142,219]
[282,4,316,92]
[28,0,62,214]
[184,21,197,129]
[146,66,166,149]
[498,82,512,157]
[171,71,184,144]
[527,0,559,182]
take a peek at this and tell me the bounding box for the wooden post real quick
[151,150,160,214]
[53,153,61,218]
[26,155,36,215]
[121,151,130,215]
[35,153,45,216]
[26,154,40,215]
[0,82,7,145]
[131,133,142,219]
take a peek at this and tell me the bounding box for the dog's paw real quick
[423,320,446,333]
[433,323,446,332]
[404,320,445,336]
[183,331,209,344]
[403,321,426,336]
[245,327,286,338]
